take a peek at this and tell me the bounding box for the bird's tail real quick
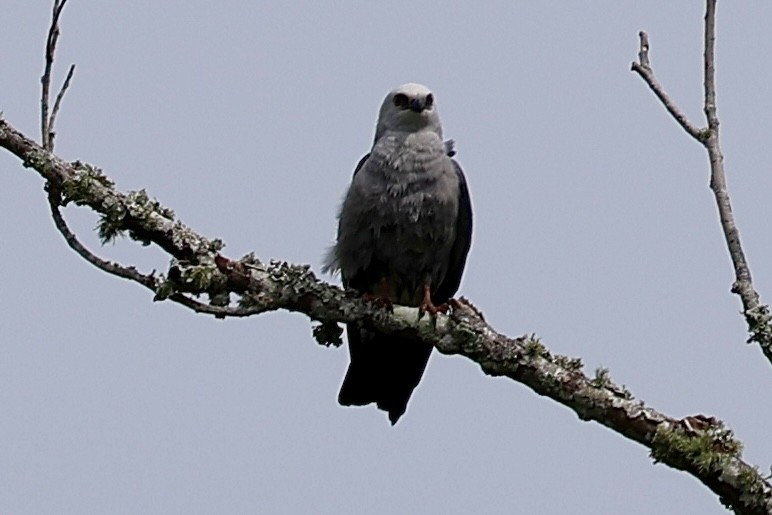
[338,327,433,425]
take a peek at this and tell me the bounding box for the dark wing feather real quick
[340,153,369,291]
[432,159,473,304]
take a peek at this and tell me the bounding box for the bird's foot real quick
[362,292,394,312]
[418,284,448,318]
[361,278,395,311]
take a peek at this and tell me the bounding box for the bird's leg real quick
[362,278,394,312]
[419,284,448,317]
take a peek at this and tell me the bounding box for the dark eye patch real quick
[393,93,409,108]
[425,93,434,108]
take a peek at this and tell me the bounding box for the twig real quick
[47,64,76,151]
[631,1,772,365]
[167,293,264,317]
[47,190,157,288]
[636,30,650,68]
[40,0,74,151]
[630,31,704,140]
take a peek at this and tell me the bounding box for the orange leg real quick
[419,284,448,316]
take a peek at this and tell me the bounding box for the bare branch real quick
[637,30,650,69]
[703,0,719,132]
[47,63,76,150]
[40,0,74,151]
[632,1,772,365]
[630,31,704,141]
[699,1,770,355]
[47,190,157,288]
[2,116,772,514]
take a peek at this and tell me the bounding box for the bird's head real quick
[374,83,442,142]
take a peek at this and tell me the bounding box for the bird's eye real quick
[393,93,409,108]
[425,94,434,108]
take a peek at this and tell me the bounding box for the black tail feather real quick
[338,326,433,424]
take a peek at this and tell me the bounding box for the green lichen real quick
[239,252,261,265]
[153,277,177,301]
[97,205,127,243]
[268,260,315,284]
[591,367,611,388]
[209,238,225,253]
[554,354,583,371]
[59,165,178,245]
[22,148,51,171]
[615,384,634,400]
[745,304,772,346]
[650,423,743,474]
[737,466,764,492]
[125,189,175,221]
[61,163,115,205]
[181,263,218,290]
[523,333,549,358]
[208,291,230,307]
[237,293,257,309]
[313,321,344,347]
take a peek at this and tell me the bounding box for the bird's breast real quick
[356,138,459,267]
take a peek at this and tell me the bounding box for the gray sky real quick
[3,1,772,513]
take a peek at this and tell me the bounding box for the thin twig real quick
[40,0,74,151]
[637,30,650,68]
[47,64,76,151]
[168,293,265,317]
[47,191,157,288]
[630,31,704,140]
[703,0,718,132]
[631,1,772,365]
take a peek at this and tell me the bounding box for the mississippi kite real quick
[323,83,473,424]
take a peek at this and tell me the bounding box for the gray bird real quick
[323,83,473,424]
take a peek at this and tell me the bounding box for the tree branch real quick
[631,0,772,366]
[1,115,771,514]
[630,31,704,141]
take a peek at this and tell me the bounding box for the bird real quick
[323,83,473,424]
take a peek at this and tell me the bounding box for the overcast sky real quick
[3,2,772,514]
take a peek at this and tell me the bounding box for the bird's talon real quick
[362,293,393,312]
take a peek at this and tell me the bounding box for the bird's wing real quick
[351,153,370,179]
[339,152,372,291]
[432,159,473,303]
[322,153,372,280]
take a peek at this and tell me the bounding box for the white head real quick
[374,83,443,143]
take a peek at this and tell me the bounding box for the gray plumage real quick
[323,83,473,424]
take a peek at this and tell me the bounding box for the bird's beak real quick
[408,98,425,113]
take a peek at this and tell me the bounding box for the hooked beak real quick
[408,98,426,113]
